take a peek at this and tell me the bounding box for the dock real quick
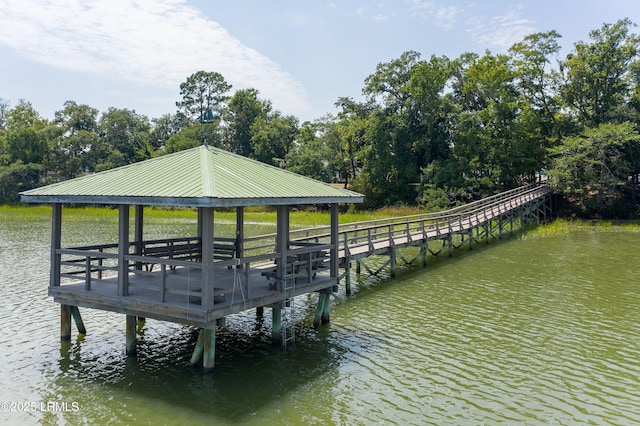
[21,145,551,369]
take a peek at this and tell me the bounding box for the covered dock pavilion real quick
[20,145,363,369]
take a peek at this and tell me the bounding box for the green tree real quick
[5,100,49,165]
[559,19,640,126]
[0,161,42,202]
[149,113,185,151]
[223,88,271,157]
[548,122,640,216]
[176,71,232,121]
[285,121,333,181]
[450,51,523,194]
[251,112,299,166]
[54,100,99,134]
[98,108,151,169]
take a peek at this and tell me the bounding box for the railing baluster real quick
[85,256,91,290]
[161,264,167,302]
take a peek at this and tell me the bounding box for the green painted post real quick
[189,329,204,366]
[203,328,216,370]
[126,315,137,356]
[60,305,71,341]
[321,291,331,324]
[313,293,326,327]
[355,260,361,275]
[272,306,282,344]
[70,306,86,335]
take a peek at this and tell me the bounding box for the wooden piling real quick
[313,293,326,327]
[202,328,216,370]
[272,306,282,344]
[189,329,205,366]
[60,305,71,341]
[126,315,137,356]
[321,292,331,324]
[345,260,351,295]
[421,241,428,267]
[390,247,396,278]
[70,306,86,335]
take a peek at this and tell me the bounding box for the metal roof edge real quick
[20,194,364,207]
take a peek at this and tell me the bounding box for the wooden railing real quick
[245,183,551,257]
[55,236,333,305]
[53,183,549,306]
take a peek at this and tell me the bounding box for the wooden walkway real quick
[275,182,552,282]
[52,183,551,364]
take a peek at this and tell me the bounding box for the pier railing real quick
[245,183,550,257]
[55,236,333,305]
[53,183,549,306]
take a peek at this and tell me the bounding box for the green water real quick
[0,209,639,425]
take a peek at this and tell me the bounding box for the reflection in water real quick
[1,209,639,425]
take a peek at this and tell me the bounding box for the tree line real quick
[2,18,640,217]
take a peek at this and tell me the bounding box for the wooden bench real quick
[261,249,327,288]
[143,240,202,271]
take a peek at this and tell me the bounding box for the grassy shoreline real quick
[0,204,425,227]
[4,205,639,234]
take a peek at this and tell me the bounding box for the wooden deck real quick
[50,262,333,327]
[51,183,552,331]
[51,238,334,328]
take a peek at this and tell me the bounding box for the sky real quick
[1,0,639,123]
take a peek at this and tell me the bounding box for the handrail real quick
[52,183,550,305]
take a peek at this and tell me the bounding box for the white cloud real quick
[0,0,311,115]
[408,0,462,29]
[466,7,537,51]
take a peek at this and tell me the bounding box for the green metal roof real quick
[20,145,363,207]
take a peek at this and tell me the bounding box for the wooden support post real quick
[51,203,62,287]
[313,293,326,328]
[200,207,214,309]
[60,305,71,341]
[355,260,361,275]
[235,206,244,263]
[330,203,339,280]
[390,247,396,278]
[134,205,144,271]
[203,328,216,370]
[422,241,428,267]
[70,306,86,335]
[126,315,137,356]
[345,260,351,295]
[256,306,264,320]
[118,205,130,297]
[276,206,289,292]
[510,213,514,236]
[272,306,282,344]
[190,329,205,366]
[321,290,331,324]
